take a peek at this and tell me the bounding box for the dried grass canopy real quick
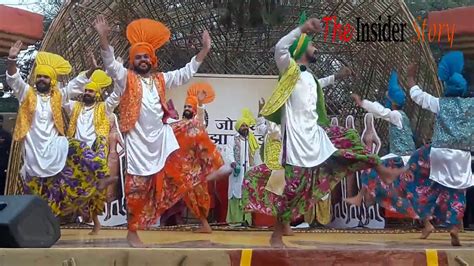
[43,0,440,145]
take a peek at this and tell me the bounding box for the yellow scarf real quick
[14,87,65,141]
[67,102,110,138]
[260,59,300,124]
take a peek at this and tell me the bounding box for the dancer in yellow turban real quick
[6,41,113,222]
[94,14,211,247]
[224,108,260,226]
[64,59,117,235]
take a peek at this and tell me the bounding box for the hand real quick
[88,51,99,70]
[196,30,211,62]
[258,97,265,113]
[301,18,323,34]
[351,93,363,107]
[335,66,352,80]
[201,30,211,52]
[9,40,22,59]
[197,90,207,105]
[94,15,111,37]
[85,51,100,78]
[407,63,418,78]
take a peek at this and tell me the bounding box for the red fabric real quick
[428,7,474,36]
[125,165,189,231]
[215,178,229,223]
[0,5,43,39]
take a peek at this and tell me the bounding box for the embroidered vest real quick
[389,111,416,156]
[67,102,110,139]
[14,87,65,141]
[119,71,170,133]
[432,97,474,151]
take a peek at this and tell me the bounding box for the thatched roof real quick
[6,0,443,194]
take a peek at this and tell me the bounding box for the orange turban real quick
[126,18,171,68]
[185,95,199,113]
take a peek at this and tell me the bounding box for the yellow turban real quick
[235,108,259,155]
[34,51,72,87]
[84,69,112,97]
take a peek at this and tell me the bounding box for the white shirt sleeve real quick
[361,100,403,129]
[105,89,120,116]
[274,27,302,73]
[101,45,127,96]
[63,100,75,116]
[410,85,440,114]
[255,116,268,136]
[5,69,29,103]
[61,72,90,103]
[163,56,201,90]
[318,75,335,88]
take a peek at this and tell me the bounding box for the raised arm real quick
[94,15,127,94]
[6,41,29,102]
[163,31,210,89]
[360,99,403,129]
[274,27,303,73]
[105,89,120,116]
[410,85,440,114]
[275,18,323,73]
[406,63,439,114]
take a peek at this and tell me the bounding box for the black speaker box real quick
[0,195,60,248]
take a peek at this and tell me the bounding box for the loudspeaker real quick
[0,195,60,247]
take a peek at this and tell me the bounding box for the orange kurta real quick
[167,118,224,219]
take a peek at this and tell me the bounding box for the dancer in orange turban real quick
[94,15,211,247]
[167,83,230,233]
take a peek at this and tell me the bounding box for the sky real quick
[0,0,44,14]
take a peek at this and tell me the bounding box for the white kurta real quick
[63,101,97,147]
[410,85,473,189]
[224,134,261,199]
[6,70,87,178]
[361,100,410,164]
[275,27,337,168]
[102,45,200,176]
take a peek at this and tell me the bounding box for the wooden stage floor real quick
[2,228,474,265]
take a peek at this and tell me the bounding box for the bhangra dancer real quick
[64,67,114,234]
[345,70,416,207]
[94,15,211,247]
[372,52,473,246]
[166,82,230,233]
[244,13,398,247]
[6,41,111,221]
[225,108,260,226]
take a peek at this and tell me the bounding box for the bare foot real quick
[88,226,100,235]
[88,215,101,235]
[376,165,406,185]
[194,219,212,234]
[270,233,286,248]
[127,231,148,248]
[420,222,434,239]
[283,223,294,236]
[450,227,461,246]
[344,193,363,207]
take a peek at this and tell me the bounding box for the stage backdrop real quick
[99,74,279,226]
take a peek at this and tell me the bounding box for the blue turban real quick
[438,51,468,97]
[384,70,406,109]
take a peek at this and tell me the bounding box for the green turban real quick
[288,11,310,60]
